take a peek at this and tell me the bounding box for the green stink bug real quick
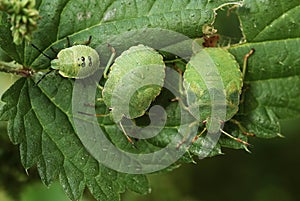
[102,44,166,122]
[50,45,100,79]
[32,36,115,84]
[81,44,166,146]
[183,47,255,146]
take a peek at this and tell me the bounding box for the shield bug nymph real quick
[181,46,255,148]
[32,36,116,84]
[81,44,166,147]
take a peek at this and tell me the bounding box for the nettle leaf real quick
[0,77,150,201]
[227,0,300,141]
[0,0,240,69]
[0,0,242,200]
[1,0,299,200]
[238,0,300,42]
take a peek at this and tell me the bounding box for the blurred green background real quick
[1,9,299,201]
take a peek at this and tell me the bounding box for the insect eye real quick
[81,56,85,62]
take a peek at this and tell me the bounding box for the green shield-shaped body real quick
[102,44,165,122]
[183,48,243,123]
[51,45,100,78]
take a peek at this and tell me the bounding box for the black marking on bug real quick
[81,56,86,67]
[88,56,93,66]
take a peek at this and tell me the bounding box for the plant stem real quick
[0,61,33,77]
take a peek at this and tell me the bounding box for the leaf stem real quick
[0,61,33,77]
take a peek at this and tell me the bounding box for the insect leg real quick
[230,119,255,137]
[66,36,71,47]
[35,69,56,85]
[78,111,109,117]
[50,46,59,55]
[192,127,207,143]
[169,61,188,106]
[242,48,255,79]
[83,36,92,45]
[176,120,199,149]
[119,121,137,149]
[103,44,116,79]
[79,109,137,148]
[97,84,104,91]
[220,129,251,147]
[239,83,250,104]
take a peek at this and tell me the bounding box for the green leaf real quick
[228,40,300,138]
[0,77,149,201]
[238,0,300,42]
[227,0,300,139]
[1,1,241,199]
[1,0,240,69]
[2,0,300,200]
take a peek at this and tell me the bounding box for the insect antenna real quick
[31,44,53,60]
[31,44,55,85]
